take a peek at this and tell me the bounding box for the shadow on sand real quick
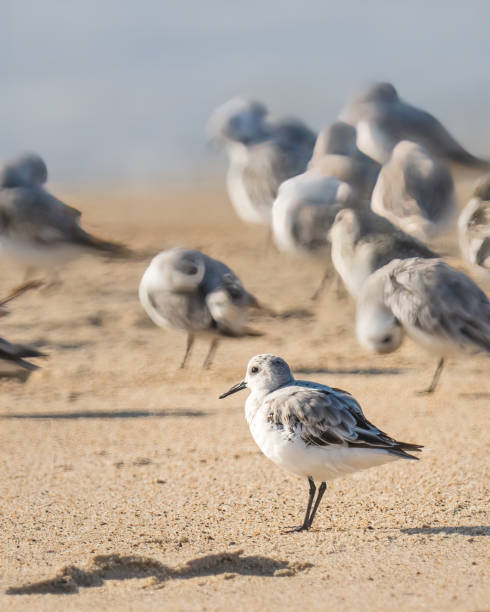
[401,525,489,536]
[0,408,207,420]
[6,551,312,595]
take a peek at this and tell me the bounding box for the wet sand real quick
[0,184,488,611]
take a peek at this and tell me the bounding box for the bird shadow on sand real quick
[401,525,489,536]
[295,366,408,376]
[0,408,208,420]
[6,551,312,595]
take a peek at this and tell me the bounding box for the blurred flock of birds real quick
[1,81,490,530]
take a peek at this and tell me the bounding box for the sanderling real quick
[139,247,261,369]
[339,82,490,168]
[308,121,380,199]
[220,354,422,532]
[458,174,490,277]
[208,97,316,227]
[0,153,130,286]
[356,257,490,394]
[330,207,438,298]
[371,141,456,242]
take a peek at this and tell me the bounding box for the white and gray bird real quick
[330,207,438,298]
[0,152,130,285]
[340,82,490,168]
[220,354,422,532]
[356,257,490,393]
[370,141,457,242]
[208,97,316,227]
[458,174,490,278]
[139,248,261,369]
[308,121,381,199]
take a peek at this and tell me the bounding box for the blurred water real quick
[1,0,489,186]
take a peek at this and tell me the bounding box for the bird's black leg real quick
[283,477,316,533]
[180,334,195,369]
[311,267,332,301]
[307,481,327,528]
[416,358,445,395]
[202,338,219,370]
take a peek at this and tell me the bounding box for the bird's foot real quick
[281,523,310,534]
[415,387,436,396]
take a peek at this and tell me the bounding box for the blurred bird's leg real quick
[311,266,332,301]
[180,334,195,369]
[416,358,445,395]
[283,477,316,533]
[306,481,327,528]
[10,267,44,295]
[333,272,347,300]
[202,338,219,370]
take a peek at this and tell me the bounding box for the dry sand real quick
[0,183,488,611]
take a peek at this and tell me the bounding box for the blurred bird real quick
[0,337,45,372]
[0,152,131,287]
[220,353,421,531]
[272,170,355,298]
[340,82,490,168]
[371,141,457,242]
[329,207,438,298]
[458,174,490,277]
[356,257,490,393]
[308,121,381,199]
[139,248,261,369]
[208,97,316,227]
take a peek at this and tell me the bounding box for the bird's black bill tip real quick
[219,380,247,399]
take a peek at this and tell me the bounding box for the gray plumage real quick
[371,140,456,241]
[0,337,46,371]
[330,207,438,298]
[208,98,316,225]
[0,153,130,271]
[340,82,490,168]
[357,257,490,390]
[139,248,260,368]
[458,174,490,274]
[308,121,381,199]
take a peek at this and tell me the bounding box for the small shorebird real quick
[458,174,490,278]
[329,207,438,298]
[357,257,490,393]
[139,248,261,369]
[308,121,380,199]
[220,354,422,532]
[371,141,456,242]
[339,82,490,168]
[208,97,316,228]
[0,152,130,287]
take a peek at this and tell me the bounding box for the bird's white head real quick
[207,97,269,145]
[0,152,48,188]
[143,248,206,293]
[219,354,294,400]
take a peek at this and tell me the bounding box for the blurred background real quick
[2,0,490,189]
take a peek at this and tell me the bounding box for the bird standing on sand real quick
[356,257,490,394]
[371,141,456,242]
[139,248,261,369]
[308,121,380,199]
[0,153,130,287]
[340,82,490,168]
[329,207,438,298]
[208,97,316,228]
[458,174,490,277]
[220,354,421,532]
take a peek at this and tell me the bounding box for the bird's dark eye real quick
[251,366,259,374]
[381,336,392,343]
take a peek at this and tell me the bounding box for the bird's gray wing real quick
[242,129,315,215]
[403,155,454,222]
[0,187,82,245]
[365,231,438,273]
[147,288,213,332]
[385,258,490,353]
[0,337,46,371]
[264,384,421,455]
[388,102,490,168]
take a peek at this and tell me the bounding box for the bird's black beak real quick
[219,380,247,399]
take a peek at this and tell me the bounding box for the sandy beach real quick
[0,185,488,611]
